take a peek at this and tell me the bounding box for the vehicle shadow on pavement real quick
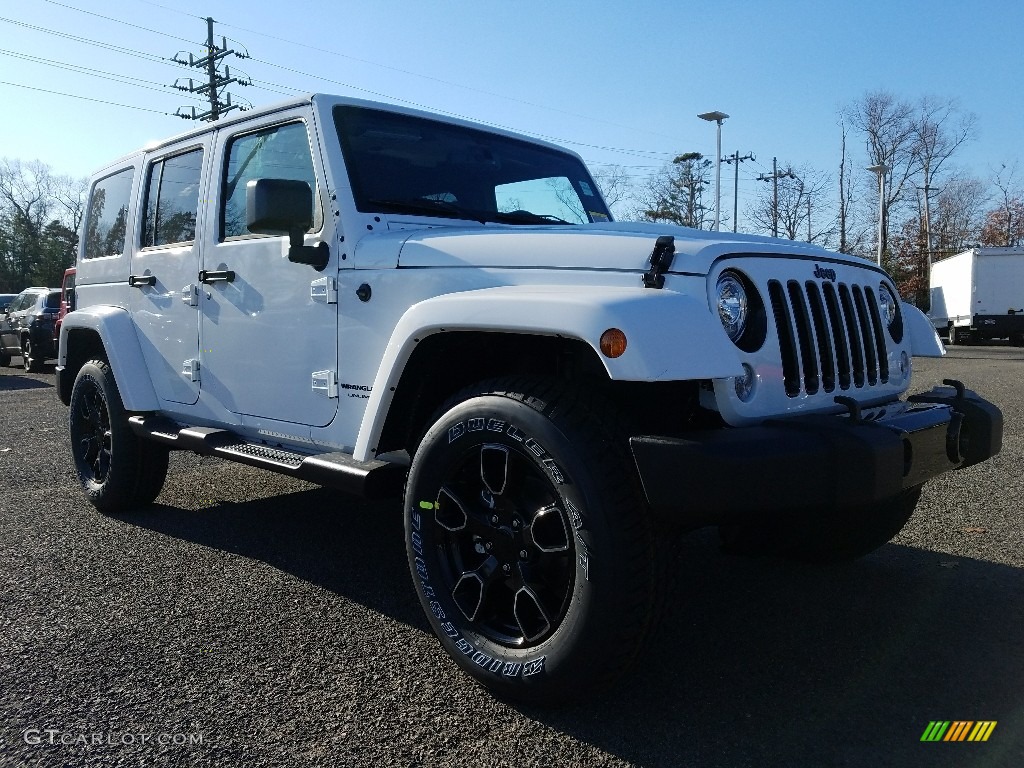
[126,484,427,628]
[0,373,52,391]
[529,528,1024,767]
[124,482,1023,767]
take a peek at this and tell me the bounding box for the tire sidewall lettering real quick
[408,399,599,684]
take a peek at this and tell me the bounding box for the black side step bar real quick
[128,415,405,500]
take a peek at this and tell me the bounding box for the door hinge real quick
[181,284,199,306]
[311,276,338,305]
[183,359,200,382]
[311,370,338,398]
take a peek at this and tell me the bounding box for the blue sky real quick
[2,0,1021,224]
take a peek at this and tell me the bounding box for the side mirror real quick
[246,178,329,270]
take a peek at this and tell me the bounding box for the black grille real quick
[769,279,890,397]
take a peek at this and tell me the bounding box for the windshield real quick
[334,106,611,225]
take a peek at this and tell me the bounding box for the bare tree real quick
[932,174,987,256]
[590,164,632,218]
[844,91,918,259]
[0,158,86,290]
[910,95,977,261]
[837,117,855,253]
[746,163,835,245]
[981,162,1024,246]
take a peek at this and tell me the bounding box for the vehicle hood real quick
[376,221,850,276]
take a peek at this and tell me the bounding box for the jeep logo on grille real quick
[813,264,837,282]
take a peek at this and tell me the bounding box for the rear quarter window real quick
[83,167,135,259]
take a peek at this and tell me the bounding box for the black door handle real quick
[128,274,156,287]
[199,270,235,283]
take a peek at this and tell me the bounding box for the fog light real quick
[734,363,756,401]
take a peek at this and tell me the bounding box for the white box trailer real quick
[929,247,1024,345]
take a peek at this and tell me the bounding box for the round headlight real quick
[878,282,898,328]
[716,272,748,342]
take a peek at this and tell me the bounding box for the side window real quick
[222,122,321,239]
[83,167,134,259]
[142,148,204,247]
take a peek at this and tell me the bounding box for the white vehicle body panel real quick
[58,306,159,412]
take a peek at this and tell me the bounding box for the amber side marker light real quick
[600,328,627,358]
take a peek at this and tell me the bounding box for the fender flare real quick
[352,283,743,460]
[58,306,160,411]
[902,302,946,358]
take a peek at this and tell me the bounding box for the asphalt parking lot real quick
[1,347,1022,768]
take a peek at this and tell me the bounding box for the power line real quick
[131,0,683,144]
[40,0,685,148]
[0,79,174,115]
[39,0,194,44]
[0,48,204,101]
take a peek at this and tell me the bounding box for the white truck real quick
[58,94,1002,704]
[929,246,1024,345]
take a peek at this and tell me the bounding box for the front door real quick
[199,113,339,428]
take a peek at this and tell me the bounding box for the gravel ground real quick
[1,347,1022,768]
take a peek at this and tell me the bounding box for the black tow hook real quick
[946,410,967,464]
[833,396,863,424]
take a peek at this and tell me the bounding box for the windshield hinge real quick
[642,235,676,289]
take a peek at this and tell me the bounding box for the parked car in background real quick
[54,268,77,344]
[0,294,17,313]
[0,287,61,371]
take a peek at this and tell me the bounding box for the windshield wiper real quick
[491,210,574,225]
[366,197,487,223]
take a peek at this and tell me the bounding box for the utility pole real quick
[758,158,795,238]
[172,17,251,121]
[721,151,755,232]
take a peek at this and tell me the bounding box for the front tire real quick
[405,378,658,704]
[69,359,169,513]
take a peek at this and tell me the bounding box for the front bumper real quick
[630,382,1002,529]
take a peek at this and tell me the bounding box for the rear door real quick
[128,139,210,405]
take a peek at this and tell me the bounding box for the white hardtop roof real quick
[90,93,580,177]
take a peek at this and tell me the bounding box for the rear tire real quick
[22,337,44,372]
[69,359,169,513]
[404,377,658,705]
[950,326,973,346]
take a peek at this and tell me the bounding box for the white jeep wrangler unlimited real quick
[59,94,1002,704]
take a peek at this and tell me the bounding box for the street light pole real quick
[867,163,888,267]
[698,111,729,232]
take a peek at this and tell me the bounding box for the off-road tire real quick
[69,359,169,513]
[405,376,658,705]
